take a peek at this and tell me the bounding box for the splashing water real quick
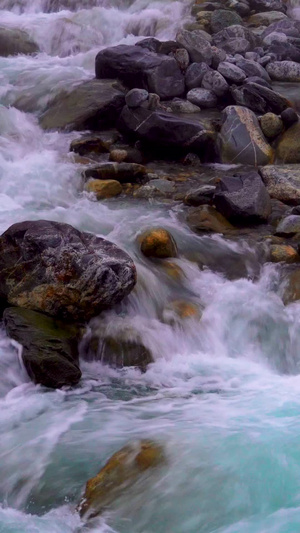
[1,1,300,532]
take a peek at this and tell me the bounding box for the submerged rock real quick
[95,44,184,99]
[85,179,122,199]
[218,105,273,166]
[83,162,147,183]
[162,300,201,325]
[0,220,136,321]
[187,205,234,234]
[78,440,165,518]
[214,172,271,223]
[0,26,39,56]
[3,307,81,388]
[40,79,125,131]
[139,228,177,259]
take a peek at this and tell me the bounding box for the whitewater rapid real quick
[2,0,300,532]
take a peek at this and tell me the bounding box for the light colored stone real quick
[85,179,122,199]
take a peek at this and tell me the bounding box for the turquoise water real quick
[1,0,300,531]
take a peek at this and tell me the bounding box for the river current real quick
[2,1,300,532]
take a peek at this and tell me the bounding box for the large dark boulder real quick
[0,221,136,321]
[231,82,289,114]
[95,45,184,99]
[3,307,81,389]
[0,26,39,57]
[118,106,216,157]
[214,172,271,223]
[40,79,125,131]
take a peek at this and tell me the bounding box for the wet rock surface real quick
[0,220,136,321]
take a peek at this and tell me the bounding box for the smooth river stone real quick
[218,105,273,166]
[266,61,300,81]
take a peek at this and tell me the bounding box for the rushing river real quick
[2,1,300,532]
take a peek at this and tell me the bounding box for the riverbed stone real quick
[0,26,39,56]
[269,244,299,263]
[139,228,177,259]
[217,61,246,83]
[214,171,271,223]
[281,107,298,128]
[3,307,81,389]
[184,184,216,206]
[85,179,122,199]
[276,123,300,163]
[176,29,213,64]
[210,9,243,33]
[213,25,260,53]
[236,59,270,81]
[186,205,234,233]
[231,82,289,114]
[248,11,287,26]
[260,165,300,204]
[162,300,201,325]
[83,162,147,183]
[275,215,300,236]
[218,105,273,166]
[260,112,283,138]
[125,88,149,108]
[0,220,136,321]
[187,87,218,108]
[40,79,125,131]
[78,440,165,518]
[249,0,286,12]
[201,69,229,96]
[95,45,185,99]
[266,61,300,81]
[170,99,201,113]
[185,63,211,90]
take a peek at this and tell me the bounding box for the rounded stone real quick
[269,244,299,263]
[260,112,283,139]
[85,179,122,199]
[125,88,149,108]
[109,149,128,163]
[187,87,218,108]
[210,9,243,34]
[281,107,298,128]
[139,228,177,259]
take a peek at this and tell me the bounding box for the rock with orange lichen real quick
[139,228,177,259]
[78,440,165,518]
[269,244,300,263]
[162,300,201,325]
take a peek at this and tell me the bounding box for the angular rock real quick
[266,42,300,63]
[184,185,216,206]
[139,228,177,259]
[276,123,300,163]
[236,59,270,81]
[248,11,287,26]
[95,45,184,99]
[217,61,246,83]
[185,62,211,90]
[0,26,39,56]
[213,25,260,53]
[187,87,218,108]
[70,132,119,156]
[210,9,243,33]
[173,48,190,71]
[231,82,289,114]
[170,99,200,113]
[0,221,136,321]
[40,80,125,131]
[85,179,122,199]
[118,106,216,156]
[262,19,300,40]
[266,61,300,81]
[78,440,165,519]
[3,307,81,389]
[176,30,212,64]
[186,205,234,233]
[202,70,229,96]
[214,171,271,223]
[218,105,273,166]
[260,165,300,204]
[276,215,300,236]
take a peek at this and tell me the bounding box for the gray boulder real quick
[236,59,270,81]
[210,9,243,33]
[185,62,211,90]
[4,307,81,389]
[118,106,215,155]
[0,26,39,56]
[266,61,300,81]
[40,79,125,131]
[276,215,300,236]
[0,221,136,321]
[262,19,300,39]
[218,61,246,83]
[95,45,185,99]
[249,0,286,12]
[214,172,271,223]
[187,87,218,108]
[202,70,229,96]
[218,105,273,166]
[213,25,260,53]
[231,82,289,114]
[176,30,212,64]
[125,88,148,108]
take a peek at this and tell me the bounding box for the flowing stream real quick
[2,1,300,532]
